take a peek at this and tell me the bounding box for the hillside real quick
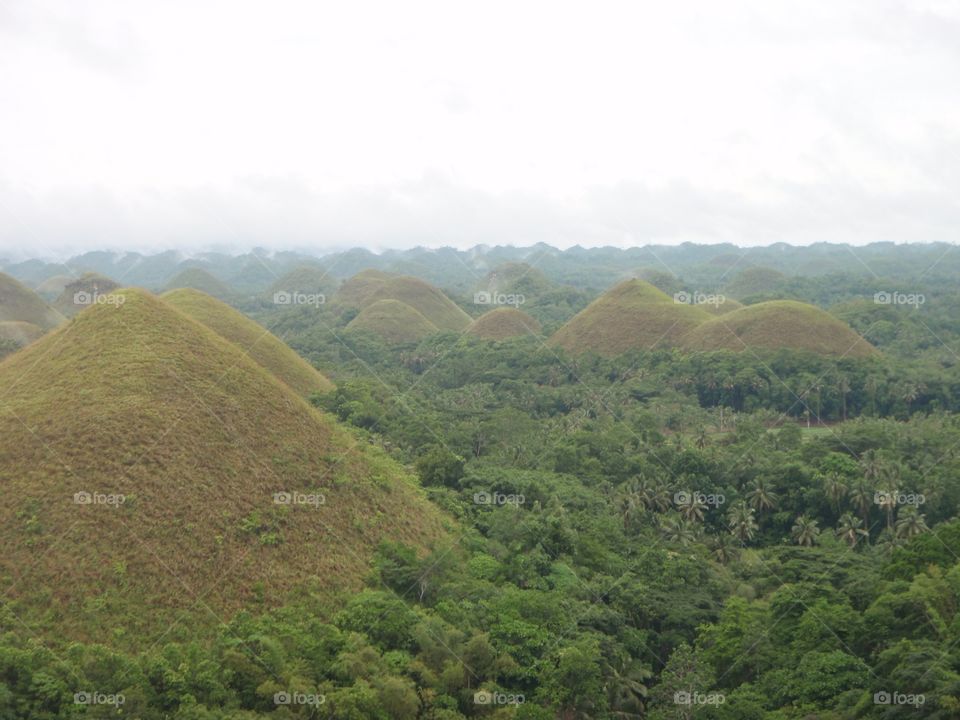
[549,279,712,356]
[475,262,553,298]
[346,299,439,343]
[0,272,66,329]
[0,289,448,645]
[162,288,334,395]
[267,264,338,298]
[0,320,44,347]
[724,266,789,299]
[680,300,878,358]
[164,267,233,299]
[467,307,542,340]
[53,272,121,317]
[34,274,74,300]
[338,271,471,331]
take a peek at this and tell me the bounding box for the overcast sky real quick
[0,0,958,258]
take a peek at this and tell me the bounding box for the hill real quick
[162,288,334,395]
[346,299,439,343]
[680,300,878,358]
[699,296,744,315]
[549,279,712,356]
[724,266,789,299]
[53,272,121,317]
[0,272,66,329]
[34,274,74,300]
[0,320,44,347]
[475,262,553,298]
[267,265,338,299]
[337,271,471,331]
[0,289,448,645]
[164,267,233,299]
[467,307,542,340]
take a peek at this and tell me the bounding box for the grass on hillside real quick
[54,272,121,317]
[346,299,439,343]
[337,271,472,331]
[163,288,334,395]
[164,267,233,299]
[0,272,66,329]
[467,307,542,340]
[0,289,449,648]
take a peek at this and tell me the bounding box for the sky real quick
[0,0,958,258]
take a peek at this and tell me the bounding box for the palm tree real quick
[695,427,708,450]
[727,501,758,544]
[648,478,673,513]
[875,488,897,532]
[836,512,869,548]
[677,492,708,523]
[822,473,848,515]
[850,479,874,527]
[604,659,652,719]
[660,514,699,546]
[708,533,737,565]
[791,515,821,547]
[747,478,778,514]
[860,450,884,486]
[895,507,929,539]
[616,484,642,531]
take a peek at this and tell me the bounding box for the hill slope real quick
[337,271,471,331]
[162,288,334,395]
[0,289,447,645]
[0,272,66,329]
[467,307,542,340]
[549,279,711,356]
[346,299,439,343]
[53,272,121,317]
[267,265,338,298]
[0,320,44,346]
[164,267,233,299]
[680,300,878,358]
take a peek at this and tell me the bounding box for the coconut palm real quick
[875,488,898,532]
[747,478,778,514]
[727,501,758,544]
[822,473,848,515]
[660,514,699,546]
[836,512,869,548]
[895,507,929,539]
[850,479,874,526]
[708,533,738,565]
[791,515,821,547]
[676,492,708,523]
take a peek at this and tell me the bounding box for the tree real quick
[727,502,758,544]
[791,515,821,547]
[836,512,869,548]
[895,507,930,539]
[415,445,465,488]
[747,478,778,514]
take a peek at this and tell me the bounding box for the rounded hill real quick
[0,288,447,644]
[680,300,878,358]
[0,272,66,329]
[0,320,44,347]
[267,265,338,298]
[162,288,334,395]
[164,267,233,299]
[337,271,471,331]
[549,279,711,356]
[346,299,439,343]
[54,272,121,317]
[467,307,542,340]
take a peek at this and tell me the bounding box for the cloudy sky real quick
[0,0,958,257]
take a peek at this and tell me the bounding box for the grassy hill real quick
[700,296,744,315]
[346,299,439,343]
[0,320,44,347]
[0,289,448,645]
[34,274,74,300]
[0,272,66,329]
[164,267,233,299]
[162,288,334,395]
[267,265,338,299]
[53,272,121,317]
[724,266,789,299]
[549,279,712,356]
[467,307,542,340]
[680,300,878,358]
[337,271,471,331]
[476,262,553,298]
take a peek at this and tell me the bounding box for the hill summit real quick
[337,271,471,331]
[0,271,65,329]
[0,289,447,644]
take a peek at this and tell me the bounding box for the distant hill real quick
[164,267,233,299]
[337,271,471,331]
[549,279,711,356]
[680,300,878,358]
[0,289,447,644]
[0,272,66,329]
[53,272,121,317]
[163,288,334,395]
[0,320,44,347]
[475,262,553,298]
[467,307,542,340]
[267,265,338,299]
[346,299,439,343]
[34,274,74,300]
